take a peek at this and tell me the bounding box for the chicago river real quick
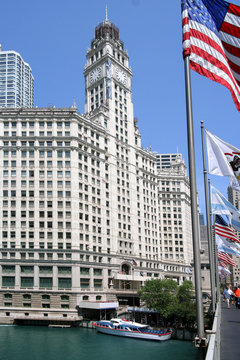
[0,326,198,360]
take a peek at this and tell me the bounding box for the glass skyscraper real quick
[0,46,34,108]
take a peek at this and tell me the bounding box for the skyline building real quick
[156,153,182,170]
[157,156,193,264]
[0,45,34,108]
[0,15,193,323]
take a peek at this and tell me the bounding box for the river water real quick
[0,325,199,360]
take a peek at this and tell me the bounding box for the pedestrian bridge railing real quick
[205,302,221,360]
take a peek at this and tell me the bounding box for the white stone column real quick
[89,267,94,291]
[53,265,58,290]
[34,265,39,289]
[102,268,108,290]
[15,264,20,290]
[72,265,80,291]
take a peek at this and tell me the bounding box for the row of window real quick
[2,292,101,307]
[3,149,71,157]
[2,265,103,275]
[2,190,72,197]
[1,276,104,289]
[3,121,70,128]
[1,252,72,261]
[3,293,69,301]
[2,131,70,137]
[2,199,70,208]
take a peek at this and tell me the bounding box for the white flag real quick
[211,186,240,232]
[216,235,240,257]
[218,264,231,278]
[211,186,232,217]
[205,129,240,189]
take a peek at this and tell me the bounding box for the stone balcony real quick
[112,271,146,282]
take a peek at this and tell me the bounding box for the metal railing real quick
[205,302,221,360]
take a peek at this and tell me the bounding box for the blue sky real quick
[1,0,240,216]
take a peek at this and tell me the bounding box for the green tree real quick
[139,279,197,328]
[176,280,194,303]
[138,278,178,318]
[169,280,196,327]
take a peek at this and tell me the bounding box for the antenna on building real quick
[73,97,77,108]
[176,146,181,160]
[105,4,108,21]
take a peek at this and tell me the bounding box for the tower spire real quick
[105,4,108,21]
[94,4,119,42]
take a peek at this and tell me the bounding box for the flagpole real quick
[208,179,217,305]
[200,122,216,312]
[208,184,220,302]
[184,56,205,340]
[212,213,220,302]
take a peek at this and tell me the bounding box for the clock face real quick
[116,68,126,85]
[90,67,101,83]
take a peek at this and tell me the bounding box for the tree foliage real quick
[176,280,194,303]
[138,278,178,318]
[138,279,196,327]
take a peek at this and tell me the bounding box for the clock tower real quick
[84,11,134,134]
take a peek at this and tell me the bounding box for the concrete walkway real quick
[220,299,240,359]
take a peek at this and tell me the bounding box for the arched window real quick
[121,263,130,275]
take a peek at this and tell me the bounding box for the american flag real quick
[218,260,229,269]
[215,214,240,243]
[218,262,231,278]
[182,0,240,111]
[218,251,236,266]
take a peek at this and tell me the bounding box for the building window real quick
[39,278,53,289]
[58,266,71,275]
[39,266,52,274]
[93,268,102,276]
[2,265,15,273]
[94,279,102,288]
[58,278,72,289]
[2,277,15,287]
[20,277,34,288]
[80,268,89,275]
[80,279,90,289]
[20,266,34,274]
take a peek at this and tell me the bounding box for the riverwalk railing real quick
[205,302,221,360]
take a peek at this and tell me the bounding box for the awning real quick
[79,301,119,310]
[127,307,157,313]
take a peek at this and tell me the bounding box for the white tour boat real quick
[93,319,172,341]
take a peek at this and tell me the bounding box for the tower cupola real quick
[95,21,119,42]
[94,5,119,42]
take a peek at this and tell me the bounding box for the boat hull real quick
[95,324,172,341]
